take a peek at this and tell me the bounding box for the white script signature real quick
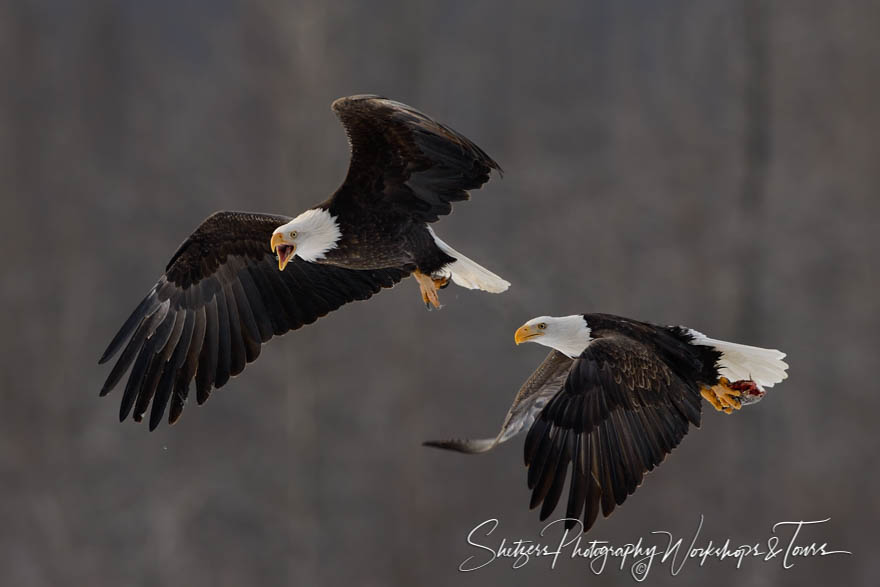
[460,515,852,580]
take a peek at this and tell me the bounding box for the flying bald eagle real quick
[425,313,788,532]
[99,95,509,430]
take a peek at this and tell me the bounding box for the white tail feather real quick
[688,329,788,390]
[428,228,510,293]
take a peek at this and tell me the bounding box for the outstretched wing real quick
[99,211,407,430]
[524,334,703,532]
[330,95,501,222]
[424,350,573,453]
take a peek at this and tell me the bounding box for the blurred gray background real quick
[1,1,878,585]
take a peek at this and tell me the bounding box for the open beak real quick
[270,233,295,271]
[514,324,543,345]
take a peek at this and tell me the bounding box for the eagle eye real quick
[538,323,546,330]
[289,231,298,238]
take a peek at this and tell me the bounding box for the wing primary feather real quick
[149,310,194,430]
[178,306,206,387]
[524,415,548,467]
[565,432,587,529]
[119,337,158,421]
[168,380,189,425]
[145,302,178,354]
[540,431,572,521]
[584,433,601,531]
[167,306,206,423]
[134,310,185,423]
[100,301,167,396]
[597,425,617,517]
[119,307,176,420]
[99,287,161,364]
[530,429,565,509]
[169,306,206,426]
[129,352,163,423]
[526,424,554,489]
[196,296,219,402]
[213,287,232,388]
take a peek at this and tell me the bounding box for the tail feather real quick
[688,330,788,390]
[428,228,510,293]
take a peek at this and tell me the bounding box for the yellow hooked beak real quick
[270,232,296,271]
[514,324,544,345]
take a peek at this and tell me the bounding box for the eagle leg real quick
[413,270,442,309]
[701,377,743,414]
[433,275,450,290]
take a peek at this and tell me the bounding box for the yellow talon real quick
[701,388,724,411]
[413,270,442,309]
[701,378,743,414]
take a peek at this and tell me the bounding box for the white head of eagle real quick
[514,315,592,358]
[270,208,342,268]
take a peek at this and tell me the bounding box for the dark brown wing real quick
[99,211,407,430]
[524,334,703,532]
[330,95,501,222]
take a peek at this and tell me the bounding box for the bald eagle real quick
[425,313,788,532]
[99,95,509,430]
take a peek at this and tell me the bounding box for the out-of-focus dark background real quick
[2,1,877,585]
